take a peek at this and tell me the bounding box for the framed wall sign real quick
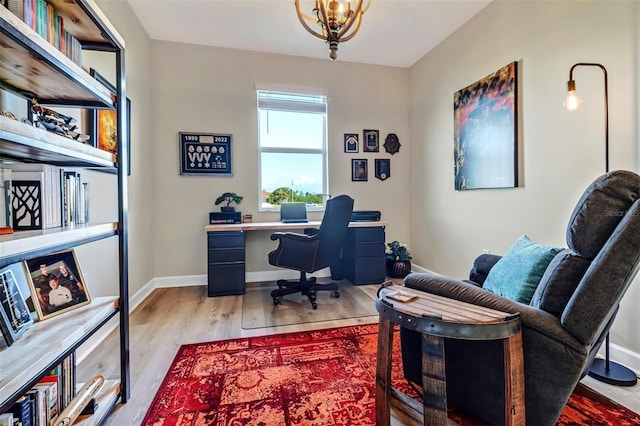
[363,129,379,152]
[344,133,358,153]
[179,132,233,176]
[375,159,390,181]
[352,159,368,181]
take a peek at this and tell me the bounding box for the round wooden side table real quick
[375,284,525,426]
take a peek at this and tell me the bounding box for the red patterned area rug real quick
[142,323,640,425]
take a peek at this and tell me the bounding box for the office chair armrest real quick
[404,273,584,352]
[270,232,315,242]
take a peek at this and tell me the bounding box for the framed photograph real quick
[24,249,91,320]
[375,159,391,181]
[453,62,518,190]
[352,159,368,182]
[363,129,379,152]
[88,68,132,175]
[344,133,358,153]
[0,262,34,346]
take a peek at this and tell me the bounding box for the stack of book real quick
[61,171,89,227]
[2,354,74,426]
[8,165,90,230]
[4,0,82,65]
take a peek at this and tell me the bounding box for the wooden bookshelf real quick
[0,0,128,418]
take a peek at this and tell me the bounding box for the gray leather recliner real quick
[400,170,640,425]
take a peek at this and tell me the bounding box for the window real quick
[257,90,328,210]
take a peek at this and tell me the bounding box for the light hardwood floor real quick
[78,283,640,425]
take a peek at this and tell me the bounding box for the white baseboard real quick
[78,267,640,377]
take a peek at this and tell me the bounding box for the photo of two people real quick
[25,249,90,320]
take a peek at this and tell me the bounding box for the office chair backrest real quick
[315,195,354,268]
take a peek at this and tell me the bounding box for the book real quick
[33,380,58,425]
[25,387,46,426]
[10,395,32,426]
[38,375,60,422]
[386,290,419,303]
[6,0,24,20]
[0,413,13,426]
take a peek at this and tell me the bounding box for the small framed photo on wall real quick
[24,249,91,320]
[352,159,368,181]
[344,133,358,153]
[363,129,379,152]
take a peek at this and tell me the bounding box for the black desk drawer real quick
[345,227,385,243]
[344,256,386,285]
[208,231,245,249]
[208,248,245,263]
[208,262,245,296]
[343,242,384,257]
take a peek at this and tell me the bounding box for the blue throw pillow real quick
[483,235,563,303]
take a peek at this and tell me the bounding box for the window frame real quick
[257,89,329,212]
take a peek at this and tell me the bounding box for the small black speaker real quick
[351,210,381,222]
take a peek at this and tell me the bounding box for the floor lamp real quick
[564,62,638,386]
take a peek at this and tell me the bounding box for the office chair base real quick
[271,275,340,309]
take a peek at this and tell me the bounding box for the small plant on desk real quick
[215,192,243,212]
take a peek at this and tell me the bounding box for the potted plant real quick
[215,192,243,213]
[385,240,412,278]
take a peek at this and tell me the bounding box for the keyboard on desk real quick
[281,219,309,224]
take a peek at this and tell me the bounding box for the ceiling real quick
[125,0,491,68]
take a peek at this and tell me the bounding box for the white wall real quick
[409,1,640,352]
[149,43,412,276]
[77,0,154,298]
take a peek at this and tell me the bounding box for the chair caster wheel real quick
[312,302,318,309]
[334,291,340,298]
[273,298,279,306]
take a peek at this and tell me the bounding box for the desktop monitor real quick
[280,202,308,223]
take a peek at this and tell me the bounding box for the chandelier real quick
[295,0,371,60]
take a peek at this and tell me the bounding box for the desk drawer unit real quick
[341,226,386,285]
[207,231,245,296]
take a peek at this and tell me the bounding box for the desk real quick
[204,221,387,297]
[375,285,525,426]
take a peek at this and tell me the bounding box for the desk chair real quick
[268,195,354,309]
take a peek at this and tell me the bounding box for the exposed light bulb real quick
[563,80,582,111]
[563,90,582,111]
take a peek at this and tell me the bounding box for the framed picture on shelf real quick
[87,68,132,175]
[0,262,34,346]
[363,129,379,152]
[24,249,91,321]
[352,159,368,181]
[344,133,358,153]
